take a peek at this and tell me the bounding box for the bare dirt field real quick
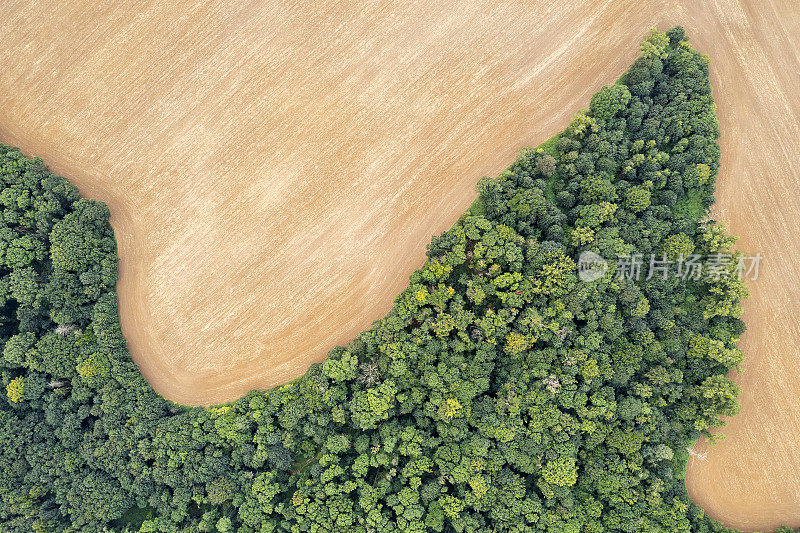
[675,2,800,531]
[0,1,798,530]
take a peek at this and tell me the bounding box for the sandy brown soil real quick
[0,1,798,529]
[675,2,800,532]
[0,0,659,404]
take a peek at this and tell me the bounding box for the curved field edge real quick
[0,28,764,532]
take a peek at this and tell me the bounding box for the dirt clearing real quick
[0,1,798,529]
[675,2,800,531]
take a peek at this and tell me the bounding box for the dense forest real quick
[0,28,776,532]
